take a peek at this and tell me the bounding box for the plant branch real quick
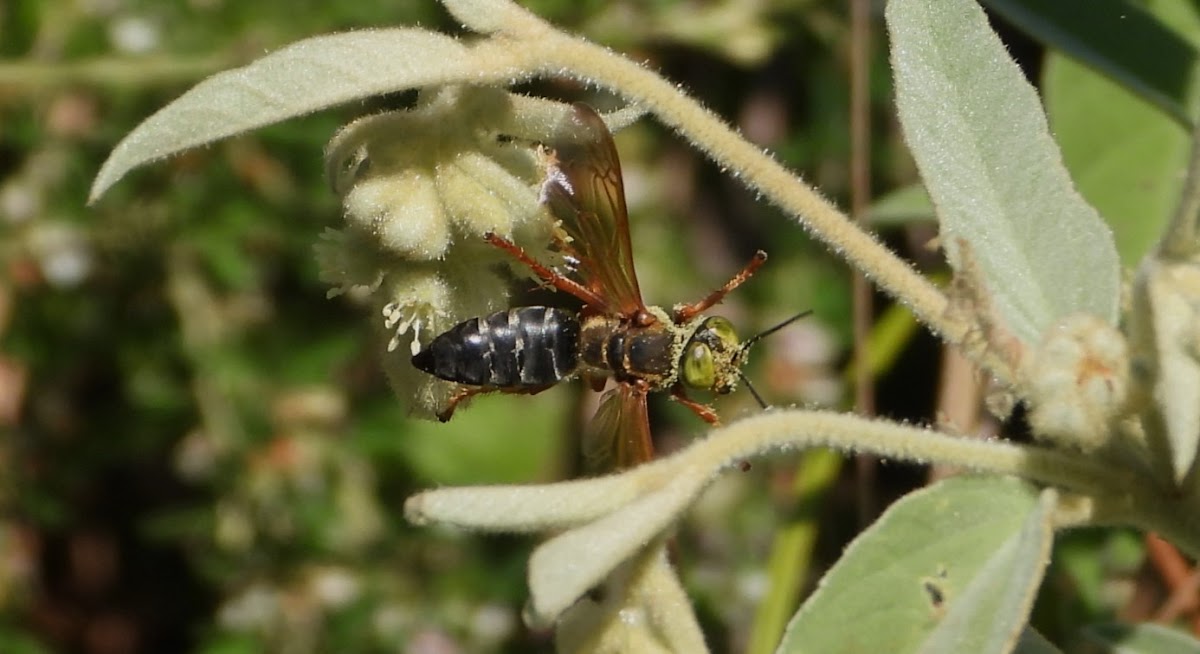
[0,56,234,90]
[694,410,1127,497]
[1090,485,1200,561]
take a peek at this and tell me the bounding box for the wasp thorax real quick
[680,316,744,394]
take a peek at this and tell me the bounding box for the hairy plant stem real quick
[695,410,1123,493]
[1090,485,1200,561]
[408,404,1200,565]
[692,410,1200,558]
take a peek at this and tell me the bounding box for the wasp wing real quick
[541,103,647,319]
[582,384,653,473]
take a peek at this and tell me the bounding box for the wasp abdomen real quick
[412,306,581,388]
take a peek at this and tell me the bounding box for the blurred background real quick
[0,0,1185,652]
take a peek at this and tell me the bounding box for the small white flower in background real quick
[0,184,39,224]
[108,15,161,54]
[29,222,94,288]
[371,604,414,642]
[306,566,362,609]
[174,429,222,482]
[218,582,280,631]
[470,604,517,647]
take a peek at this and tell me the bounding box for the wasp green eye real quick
[703,316,739,347]
[683,341,715,388]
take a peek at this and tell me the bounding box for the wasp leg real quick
[437,384,556,422]
[484,232,608,308]
[673,250,768,322]
[670,387,753,471]
[438,387,485,422]
[669,386,721,426]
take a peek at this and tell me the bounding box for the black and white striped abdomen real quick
[411,307,581,388]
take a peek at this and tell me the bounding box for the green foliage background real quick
[0,0,1175,652]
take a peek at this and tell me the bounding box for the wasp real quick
[413,103,805,470]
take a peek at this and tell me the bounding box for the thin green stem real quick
[0,56,234,90]
[746,448,841,654]
[1091,486,1200,561]
[1159,117,1200,258]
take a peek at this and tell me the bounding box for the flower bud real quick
[1023,314,1129,451]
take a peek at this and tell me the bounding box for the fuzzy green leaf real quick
[982,0,1200,128]
[1044,1,1200,267]
[776,476,1054,654]
[888,0,1120,345]
[1044,55,1188,267]
[869,183,935,227]
[526,470,708,627]
[90,29,472,202]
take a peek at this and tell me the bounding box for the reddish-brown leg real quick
[669,386,753,471]
[673,250,768,322]
[670,386,722,426]
[437,387,485,422]
[485,232,607,307]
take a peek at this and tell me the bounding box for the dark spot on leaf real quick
[923,579,945,608]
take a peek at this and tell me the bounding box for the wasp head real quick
[679,311,812,408]
[679,316,745,395]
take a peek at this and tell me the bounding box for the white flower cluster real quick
[316,86,557,416]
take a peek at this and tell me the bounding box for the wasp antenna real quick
[738,370,770,410]
[741,310,813,353]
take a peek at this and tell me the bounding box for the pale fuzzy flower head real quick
[344,169,452,260]
[327,85,545,261]
[314,227,387,299]
[1023,313,1130,451]
[320,85,591,417]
